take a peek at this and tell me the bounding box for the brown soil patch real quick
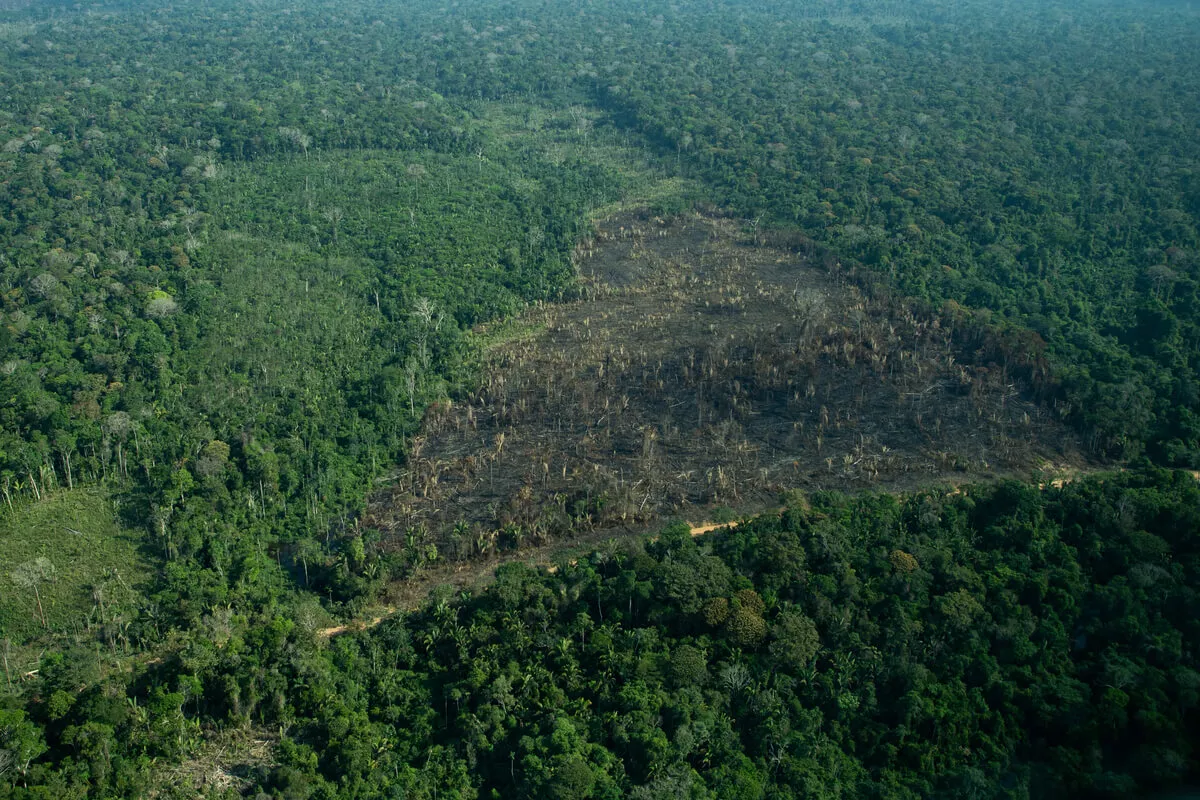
[365,210,1089,571]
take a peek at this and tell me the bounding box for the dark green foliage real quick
[4,0,1200,797]
[13,470,1200,798]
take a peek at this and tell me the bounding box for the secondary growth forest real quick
[1,0,1198,797]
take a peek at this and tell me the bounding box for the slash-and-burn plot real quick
[367,211,1086,564]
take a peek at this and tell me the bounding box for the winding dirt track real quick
[317,471,1200,640]
[316,515,755,639]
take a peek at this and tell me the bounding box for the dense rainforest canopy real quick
[1,0,1199,797]
[6,471,1200,798]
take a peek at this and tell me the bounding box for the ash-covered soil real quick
[366,211,1089,564]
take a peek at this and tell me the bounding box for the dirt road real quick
[316,514,754,639]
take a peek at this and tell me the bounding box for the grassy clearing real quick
[467,315,547,352]
[0,487,151,646]
[470,99,699,219]
[586,174,697,221]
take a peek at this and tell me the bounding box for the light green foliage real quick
[0,489,149,644]
[0,707,47,785]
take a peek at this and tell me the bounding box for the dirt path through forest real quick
[318,466,1200,640]
[316,513,760,639]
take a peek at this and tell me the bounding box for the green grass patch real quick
[587,175,700,220]
[469,100,699,219]
[468,315,547,353]
[0,488,152,645]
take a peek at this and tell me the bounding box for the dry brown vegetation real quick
[150,727,277,798]
[365,210,1089,568]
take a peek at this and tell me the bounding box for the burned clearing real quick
[366,211,1088,566]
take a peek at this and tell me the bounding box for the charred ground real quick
[366,211,1090,569]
